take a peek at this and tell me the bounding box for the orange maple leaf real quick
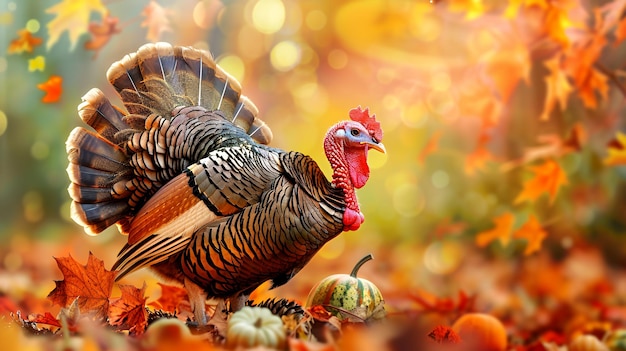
[513,215,548,255]
[37,75,63,103]
[515,159,568,204]
[8,29,43,54]
[109,283,148,335]
[564,10,610,108]
[48,253,115,320]
[541,57,573,121]
[142,1,171,42]
[84,14,121,56]
[476,212,514,248]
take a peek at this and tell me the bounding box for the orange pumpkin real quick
[451,313,507,351]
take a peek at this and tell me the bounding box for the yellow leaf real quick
[515,159,568,204]
[513,215,547,255]
[604,132,626,166]
[476,212,514,248]
[28,55,45,72]
[46,0,108,50]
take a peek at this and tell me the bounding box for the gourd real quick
[305,254,385,321]
[605,329,626,351]
[451,313,507,351]
[226,306,286,349]
[569,334,609,351]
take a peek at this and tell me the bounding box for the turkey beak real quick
[363,140,386,154]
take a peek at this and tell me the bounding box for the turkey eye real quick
[351,129,360,136]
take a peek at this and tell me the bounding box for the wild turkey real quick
[65,42,385,325]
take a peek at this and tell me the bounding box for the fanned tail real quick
[66,88,134,235]
[105,42,272,144]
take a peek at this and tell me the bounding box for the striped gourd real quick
[305,254,385,322]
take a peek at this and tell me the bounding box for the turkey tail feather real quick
[66,90,134,235]
[106,42,272,144]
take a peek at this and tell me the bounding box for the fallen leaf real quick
[84,14,121,57]
[147,283,188,313]
[37,75,63,103]
[513,215,548,255]
[604,131,626,166]
[541,56,572,121]
[30,312,63,329]
[47,252,115,320]
[28,55,45,72]
[515,159,568,204]
[141,1,171,42]
[476,212,515,248]
[428,325,461,344]
[109,283,148,336]
[46,0,108,50]
[8,29,43,54]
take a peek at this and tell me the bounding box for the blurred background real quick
[1,0,626,327]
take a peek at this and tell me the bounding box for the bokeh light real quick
[217,54,245,82]
[423,240,463,275]
[270,40,301,71]
[30,141,49,160]
[305,10,326,31]
[251,0,285,34]
[327,49,348,70]
[0,110,7,136]
[392,182,425,218]
[22,191,44,223]
[25,18,39,33]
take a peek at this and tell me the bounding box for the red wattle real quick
[344,147,370,189]
[343,208,364,231]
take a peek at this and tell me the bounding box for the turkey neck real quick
[324,127,368,231]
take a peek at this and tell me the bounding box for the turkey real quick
[65,42,385,325]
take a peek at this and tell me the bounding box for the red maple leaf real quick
[428,325,461,344]
[109,283,148,335]
[47,253,115,321]
[37,75,63,103]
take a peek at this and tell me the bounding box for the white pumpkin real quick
[226,306,286,349]
[570,334,609,351]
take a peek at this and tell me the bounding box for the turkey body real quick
[66,42,383,324]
